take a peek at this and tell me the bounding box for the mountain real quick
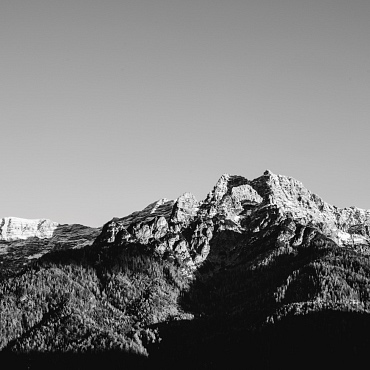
[1,170,370,368]
[0,217,100,279]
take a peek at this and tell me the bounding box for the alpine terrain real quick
[1,170,370,368]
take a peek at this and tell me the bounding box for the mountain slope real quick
[0,218,100,279]
[1,170,370,368]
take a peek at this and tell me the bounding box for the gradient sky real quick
[1,0,370,227]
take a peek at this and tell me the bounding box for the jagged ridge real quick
[97,170,370,274]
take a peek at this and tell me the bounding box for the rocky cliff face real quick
[0,217,59,241]
[96,170,370,275]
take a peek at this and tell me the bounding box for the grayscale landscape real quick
[1,171,370,368]
[1,1,370,368]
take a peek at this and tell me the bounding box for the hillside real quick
[1,170,370,368]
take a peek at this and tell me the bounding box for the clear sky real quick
[1,0,370,227]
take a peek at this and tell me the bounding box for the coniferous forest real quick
[1,228,370,369]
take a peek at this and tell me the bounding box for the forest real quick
[1,222,370,368]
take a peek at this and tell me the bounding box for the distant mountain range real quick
[0,218,100,279]
[1,170,370,368]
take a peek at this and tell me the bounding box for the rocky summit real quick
[1,170,370,368]
[98,170,370,273]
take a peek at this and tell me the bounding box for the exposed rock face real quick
[0,217,59,241]
[96,194,200,272]
[251,170,370,244]
[96,170,370,275]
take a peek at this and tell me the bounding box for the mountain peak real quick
[263,169,274,176]
[206,173,250,203]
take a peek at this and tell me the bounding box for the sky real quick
[1,0,370,227]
